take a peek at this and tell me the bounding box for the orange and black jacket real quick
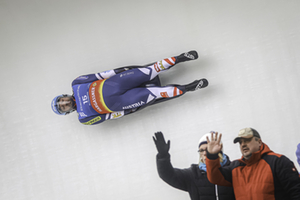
[206,143,300,200]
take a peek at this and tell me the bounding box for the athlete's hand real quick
[153,131,170,157]
[207,132,222,154]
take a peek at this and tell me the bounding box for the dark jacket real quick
[156,153,235,200]
[206,143,300,200]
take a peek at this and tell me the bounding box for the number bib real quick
[72,81,103,120]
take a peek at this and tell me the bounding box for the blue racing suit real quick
[72,64,185,125]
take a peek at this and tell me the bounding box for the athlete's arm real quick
[79,110,130,125]
[95,65,152,80]
[71,67,135,86]
[72,72,110,86]
[79,114,106,125]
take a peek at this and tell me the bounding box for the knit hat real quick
[233,127,261,144]
[198,131,223,151]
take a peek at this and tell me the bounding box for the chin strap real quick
[65,108,75,115]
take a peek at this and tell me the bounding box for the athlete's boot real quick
[175,50,198,64]
[184,79,208,91]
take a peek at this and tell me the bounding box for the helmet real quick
[51,94,76,115]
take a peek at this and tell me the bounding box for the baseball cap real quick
[233,128,261,144]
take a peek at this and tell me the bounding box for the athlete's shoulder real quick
[72,74,98,86]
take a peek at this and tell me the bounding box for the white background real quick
[1,0,300,199]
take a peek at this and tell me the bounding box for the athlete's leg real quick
[105,50,198,94]
[105,57,176,94]
[105,85,186,111]
[105,78,209,111]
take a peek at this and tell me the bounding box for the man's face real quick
[198,144,208,164]
[58,97,73,113]
[239,137,262,160]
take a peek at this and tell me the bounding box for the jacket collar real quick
[239,143,273,165]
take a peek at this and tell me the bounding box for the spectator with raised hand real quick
[153,131,235,200]
[206,128,300,200]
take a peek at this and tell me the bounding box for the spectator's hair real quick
[199,152,223,165]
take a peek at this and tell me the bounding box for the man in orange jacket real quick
[205,127,300,200]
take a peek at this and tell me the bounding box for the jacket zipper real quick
[215,184,219,200]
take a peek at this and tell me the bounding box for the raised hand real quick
[153,131,170,157]
[206,132,222,154]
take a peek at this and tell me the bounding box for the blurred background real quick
[1,0,300,199]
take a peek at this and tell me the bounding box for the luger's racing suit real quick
[72,56,187,125]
